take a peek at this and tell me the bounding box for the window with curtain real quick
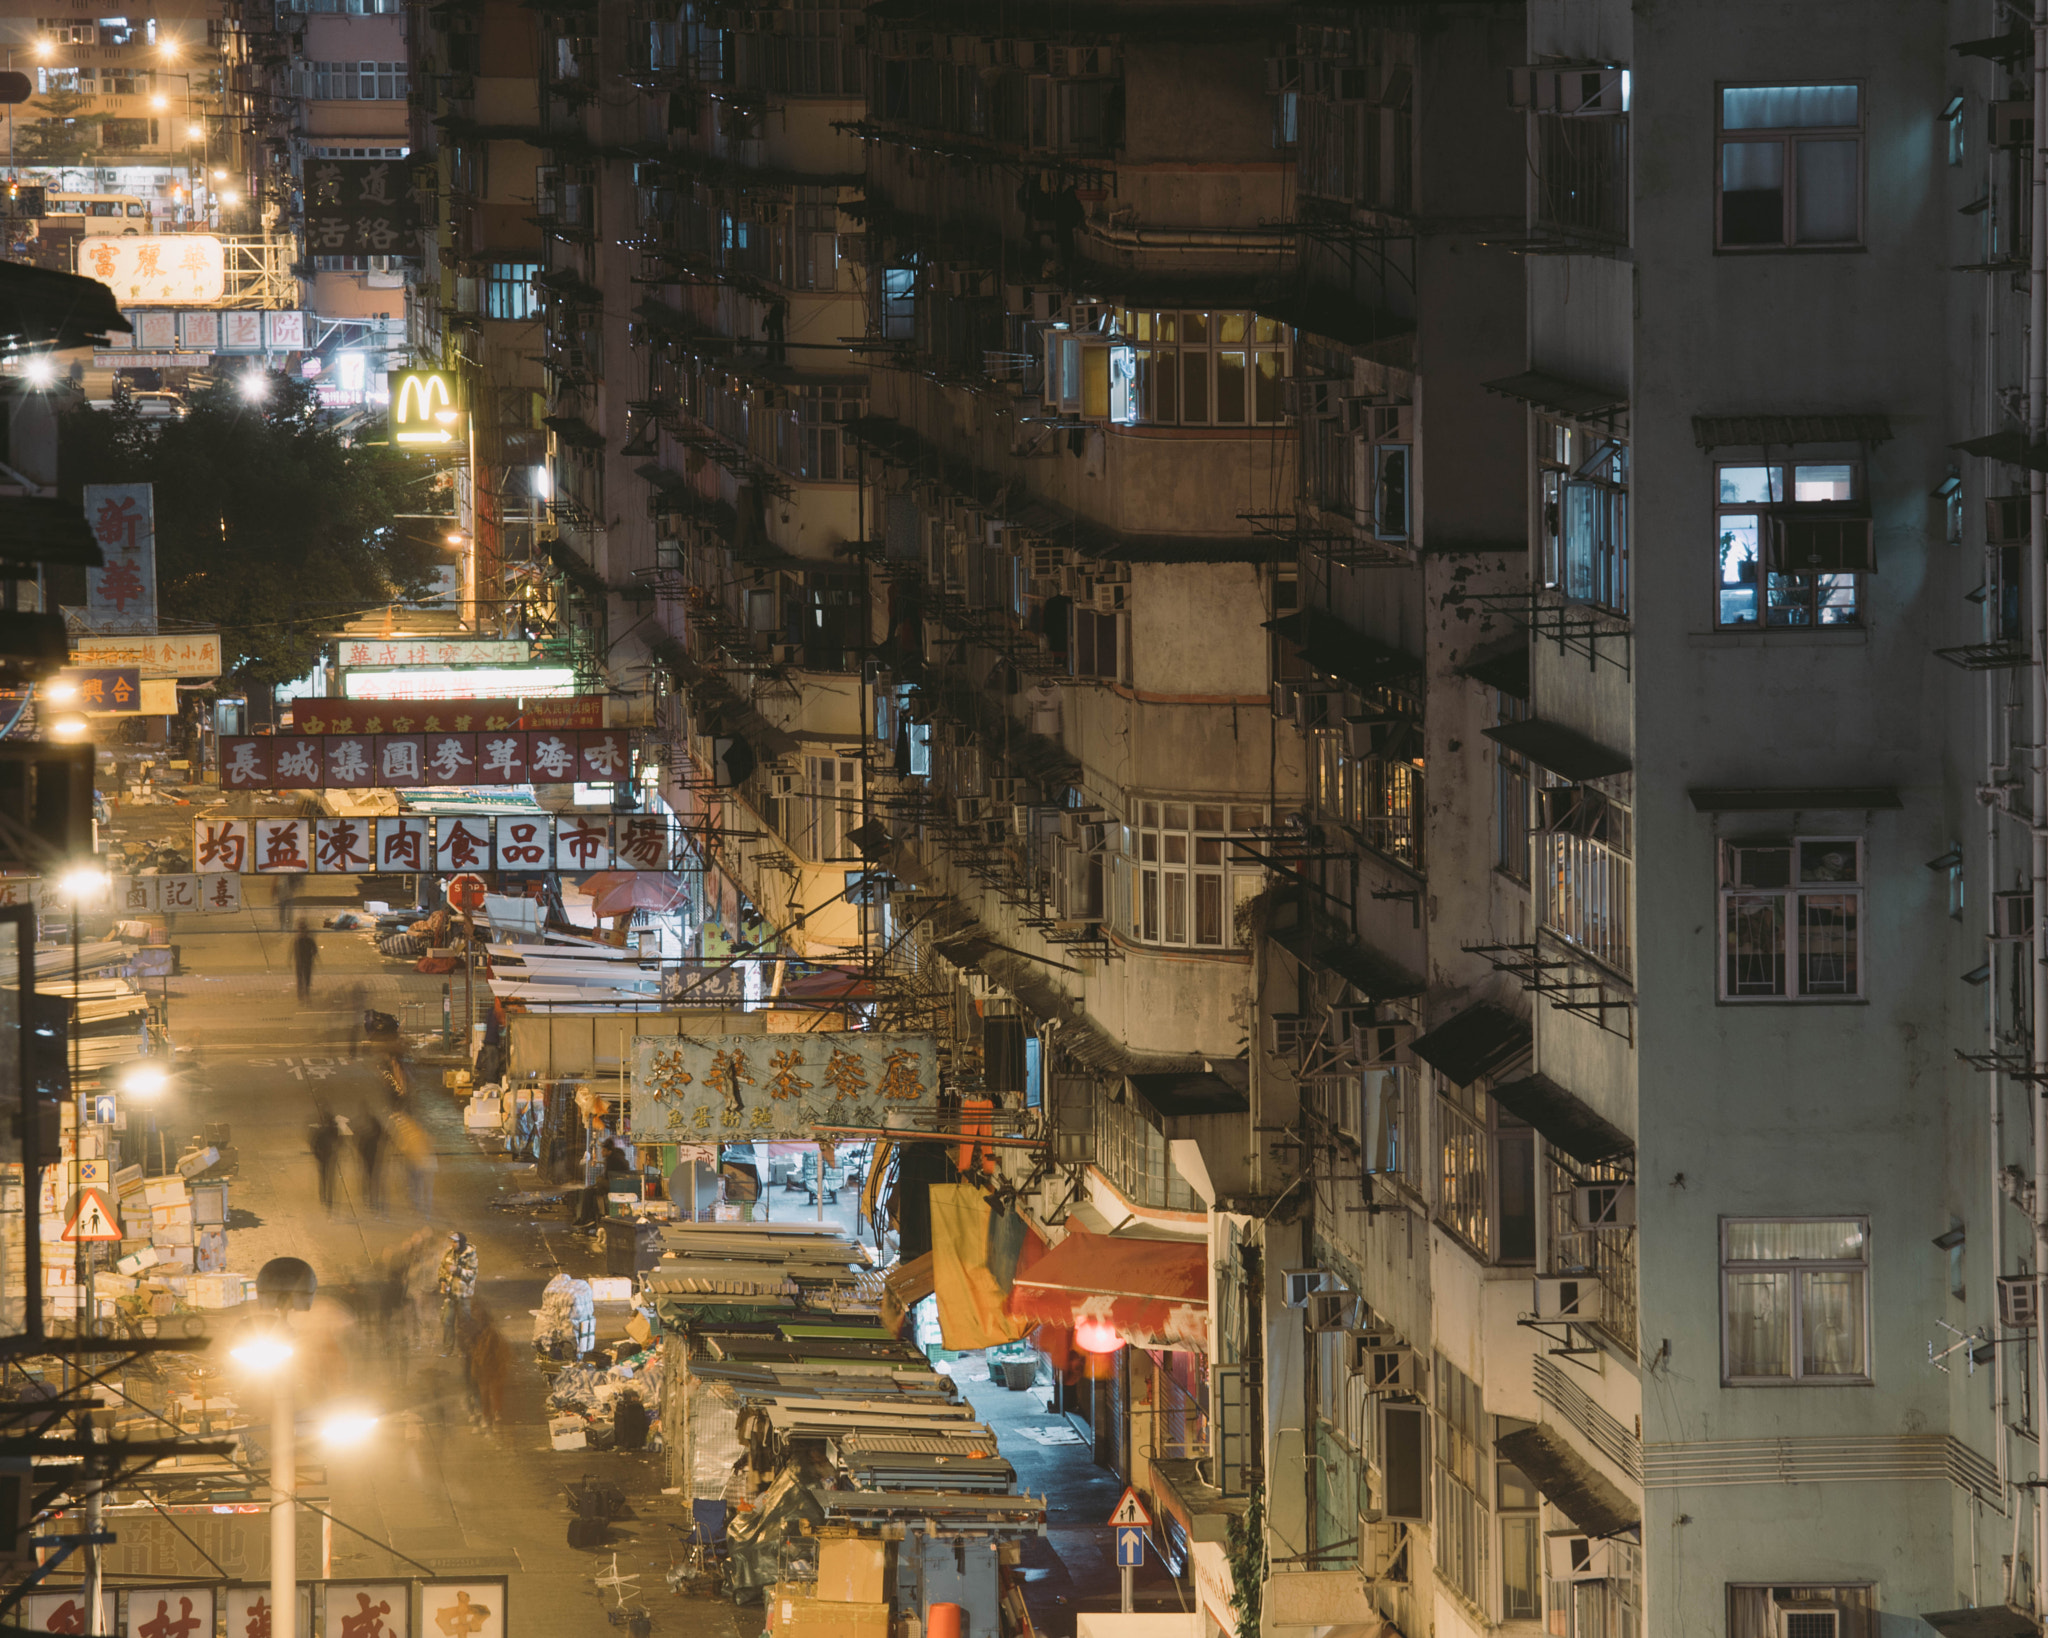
[1720,837,1863,1000]
[1717,83,1862,249]
[1721,1218,1869,1383]
[1727,1584,1874,1638]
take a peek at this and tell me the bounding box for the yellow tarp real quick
[928,1182,1029,1349]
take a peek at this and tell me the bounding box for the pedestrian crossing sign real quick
[62,1189,122,1242]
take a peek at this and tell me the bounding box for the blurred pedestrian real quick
[355,1107,387,1215]
[309,1107,343,1213]
[343,981,367,1058]
[392,1112,435,1214]
[464,1304,510,1429]
[275,872,298,932]
[437,1230,478,1355]
[292,919,318,1003]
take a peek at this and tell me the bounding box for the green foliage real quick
[1227,1482,1264,1634]
[15,91,99,165]
[60,375,441,687]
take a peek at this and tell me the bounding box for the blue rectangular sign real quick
[1115,1525,1145,1568]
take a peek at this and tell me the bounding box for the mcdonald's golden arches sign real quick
[387,369,460,445]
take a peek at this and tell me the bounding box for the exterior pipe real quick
[2029,0,2048,1609]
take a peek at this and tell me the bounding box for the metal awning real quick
[1952,31,2032,63]
[1486,1073,1632,1165]
[1484,717,1630,782]
[1409,1002,1530,1088]
[1270,919,1424,1001]
[1495,1423,1639,1538]
[1693,414,1893,448]
[1481,370,1626,420]
[1127,1070,1249,1122]
[1920,1608,2039,1637]
[544,414,607,451]
[1009,1230,1208,1353]
[0,499,104,569]
[1952,428,2048,471]
[1688,786,1902,812]
[1265,609,1423,693]
[0,260,132,350]
[1459,641,1529,700]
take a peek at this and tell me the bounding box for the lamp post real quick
[234,1257,317,1638]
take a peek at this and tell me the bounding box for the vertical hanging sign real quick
[83,482,158,633]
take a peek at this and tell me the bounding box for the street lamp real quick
[234,1257,317,1638]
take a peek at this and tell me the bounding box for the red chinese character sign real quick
[203,874,243,914]
[421,1581,503,1638]
[315,1583,406,1638]
[629,1031,938,1140]
[22,1593,107,1633]
[124,1587,215,1638]
[433,818,491,874]
[194,820,252,874]
[229,1586,314,1638]
[376,817,429,872]
[614,815,676,871]
[314,817,373,873]
[253,819,312,874]
[82,482,157,633]
[555,815,611,871]
[494,816,548,870]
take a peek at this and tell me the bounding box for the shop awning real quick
[1484,717,1630,781]
[1495,1423,1639,1538]
[1486,1073,1632,1165]
[1409,1002,1530,1088]
[1919,1609,2039,1638]
[1009,1227,1208,1353]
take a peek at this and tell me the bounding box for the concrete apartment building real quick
[402,1,2042,1635]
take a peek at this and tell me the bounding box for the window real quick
[1540,419,1629,613]
[1720,837,1863,1000]
[1535,106,1630,244]
[1729,1585,1875,1638]
[1116,801,1264,950]
[1048,310,1290,426]
[1717,83,1862,249]
[1297,60,1413,211]
[1540,787,1632,976]
[297,61,409,99]
[799,755,859,860]
[37,20,96,44]
[1433,1354,1487,1612]
[1721,1218,1870,1384]
[1496,1421,1541,1621]
[486,261,538,320]
[1311,710,1425,872]
[1437,1079,1536,1266]
[312,254,411,272]
[1095,1082,1201,1210]
[774,386,861,481]
[1069,607,1124,682]
[1946,94,1966,166]
[1714,460,1865,628]
[1494,692,1531,883]
[1359,405,1412,539]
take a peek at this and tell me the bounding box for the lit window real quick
[1720,837,1863,1001]
[1717,83,1863,249]
[1721,1218,1869,1383]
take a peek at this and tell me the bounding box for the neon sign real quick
[388,369,460,445]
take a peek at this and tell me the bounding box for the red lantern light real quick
[1075,1316,1122,1354]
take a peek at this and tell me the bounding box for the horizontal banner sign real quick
[194,815,682,874]
[69,633,222,679]
[78,234,225,305]
[114,874,242,914]
[220,729,632,790]
[336,638,529,668]
[287,697,605,735]
[630,1030,938,1140]
[59,668,141,712]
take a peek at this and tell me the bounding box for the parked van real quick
[43,194,150,233]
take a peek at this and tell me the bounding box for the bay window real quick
[1117,801,1264,949]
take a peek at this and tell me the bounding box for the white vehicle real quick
[43,193,150,233]
[86,391,188,420]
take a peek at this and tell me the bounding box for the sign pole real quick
[1121,1562,1133,1616]
[461,907,474,1055]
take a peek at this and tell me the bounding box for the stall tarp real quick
[880,1249,933,1337]
[1009,1227,1209,1353]
[930,1185,1031,1350]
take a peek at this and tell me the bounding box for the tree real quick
[59,376,445,688]
[14,90,98,166]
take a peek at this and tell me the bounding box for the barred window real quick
[1720,837,1862,1001]
[1309,696,1425,873]
[1433,1354,1488,1612]
[486,261,539,321]
[1494,692,1531,883]
[1540,789,1632,977]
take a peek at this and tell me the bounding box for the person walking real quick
[309,1107,343,1213]
[391,1111,436,1213]
[437,1230,478,1356]
[275,872,298,933]
[292,919,318,1003]
[355,1107,387,1215]
[465,1304,510,1429]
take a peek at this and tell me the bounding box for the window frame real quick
[1718,834,1865,1002]
[1719,1216,1873,1387]
[1538,418,1630,615]
[1114,799,1266,951]
[1713,456,1866,631]
[1493,691,1531,884]
[1715,80,1865,252]
[485,260,539,321]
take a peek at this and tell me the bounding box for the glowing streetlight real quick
[318,1412,379,1449]
[20,356,55,388]
[41,679,77,705]
[149,94,167,111]
[211,168,226,181]
[238,372,269,403]
[230,1333,295,1373]
[186,123,203,140]
[221,190,241,206]
[118,1060,169,1100]
[33,40,52,61]
[159,39,179,61]
[48,713,90,741]
[444,532,466,546]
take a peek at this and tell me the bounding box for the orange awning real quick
[1009,1227,1208,1353]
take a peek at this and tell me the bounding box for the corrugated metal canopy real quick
[1409,1002,1530,1088]
[1495,1423,1639,1538]
[1459,641,1529,700]
[1269,918,1423,1001]
[1265,609,1423,692]
[1920,1609,2039,1637]
[1486,1072,1633,1165]
[1483,717,1630,781]
[1481,370,1626,419]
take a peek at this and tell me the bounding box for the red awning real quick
[1008,1227,1208,1353]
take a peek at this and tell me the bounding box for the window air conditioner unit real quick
[1544,1532,1612,1582]
[1307,1289,1356,1332]
[1994,889,2035,941]
[1987,494,2029,544]
[1512,65,1627,116]
[1532,1275,1606,1323]
[1271,680,1299,720]
[1352,1339,1420,1395]
[1992,100,2035,149]
[1573,1182,1636,1230]
[953,796,986,824]
[1268,1012,1311,1060]
[1772,1597,1843,1638]
[1998,1273,2039,1331]
[1089,579,1125,612]
[1358,1515,1406,1582]
[1282,1268,1333,1307]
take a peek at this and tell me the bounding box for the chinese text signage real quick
[629,1030,938,1140]
[338,639,529,668]
[220,729,632,790]
[78,235,226,305]
[70,632,221,678]
[82,483,157,633]
[291,698,605,734]
[194,814,678,873]
[304,158,419,257]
